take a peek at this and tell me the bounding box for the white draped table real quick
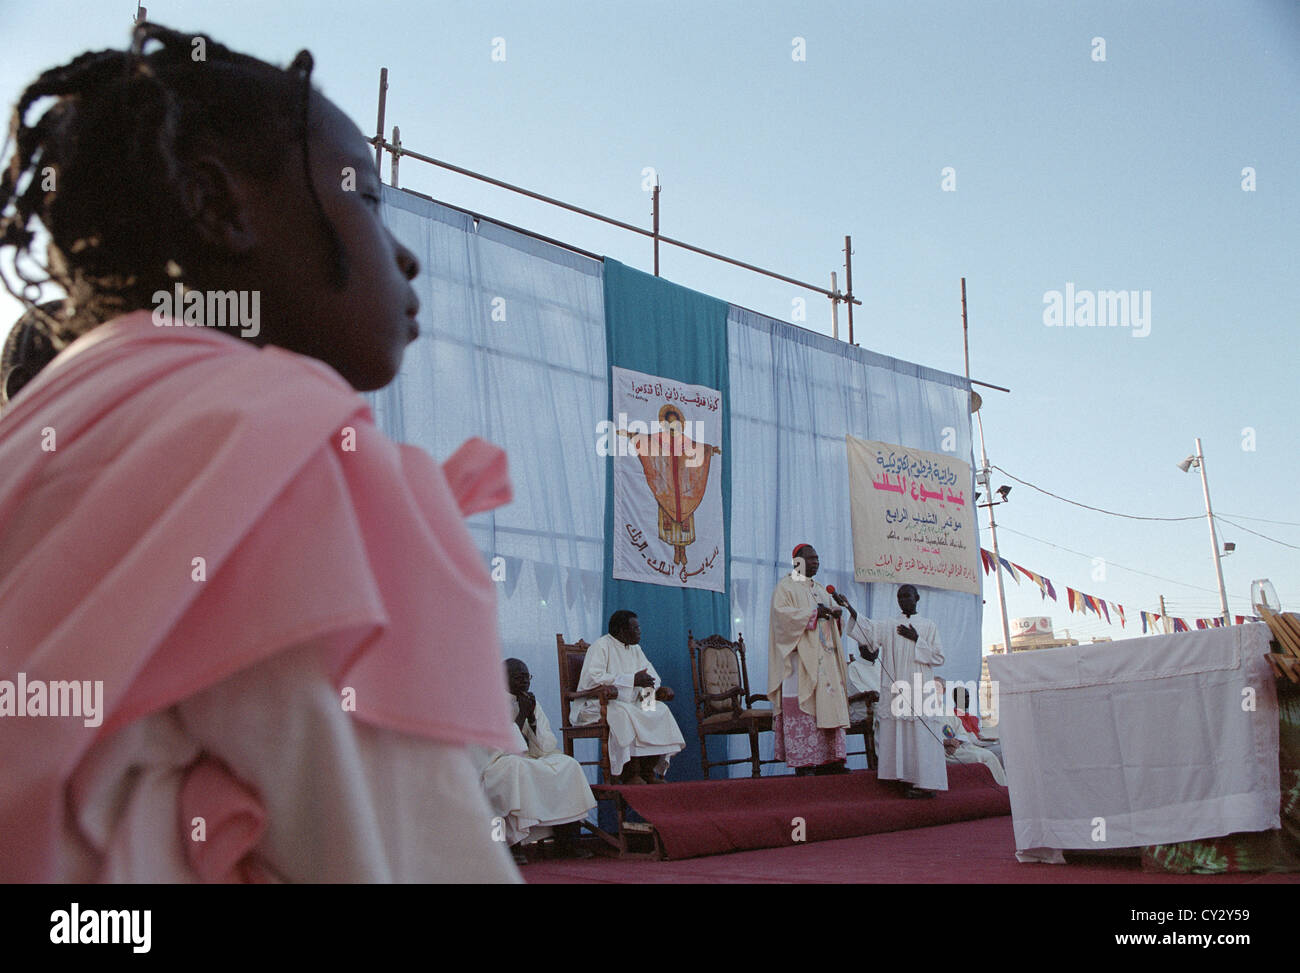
[987,623,1280,860]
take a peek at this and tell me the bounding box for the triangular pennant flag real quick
[999,557,1020,583]
[1140,611,1151,634]
[564,568,579,610]
[501,555,523,599]
[1013,562,1046,599]
[1195,618,1208,630]
[980,549,995,574]
[734,579,751,617]
[1098,599,1111,623]
[1173,617,1189,632]
[1115,603,1126,628]
[1066,587,1078,612]
[533,561,556,603]
[1044,577,1057,601]
[582,569,601,607]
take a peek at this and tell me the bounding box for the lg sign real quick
[1011,617,1053,636]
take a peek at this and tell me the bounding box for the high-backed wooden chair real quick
[687,631,776,778]
[556,634,613,783]
[847,652,878,771]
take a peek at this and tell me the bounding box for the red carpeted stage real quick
[526,766,1300,884]
[525,813,1300,884]
[587,764,1009,860]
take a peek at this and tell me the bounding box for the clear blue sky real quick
[2,1,1296,648]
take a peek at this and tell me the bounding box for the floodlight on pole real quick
[1176,438,1231,626]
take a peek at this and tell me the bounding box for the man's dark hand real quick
[655,686,674,703]
[633,669,655,688]
[897,624,918,642]
[597,684,620,701]
[516,691,537,724]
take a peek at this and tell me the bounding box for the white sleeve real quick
[844,614,888,648]
[913,620,944,667]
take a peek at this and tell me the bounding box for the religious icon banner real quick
[846,434,980,594]
[610,366,725,592]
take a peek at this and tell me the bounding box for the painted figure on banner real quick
[767,544,851,776]
[618,403,721,566]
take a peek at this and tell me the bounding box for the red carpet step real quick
[593,765,1009,859]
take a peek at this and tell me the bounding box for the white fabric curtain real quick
[370,187,982,781]
[369,188,608,768]
[726,307,982,773]
[988,623,1280,851]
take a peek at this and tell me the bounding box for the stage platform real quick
[526,814,1300,884]
[587,764,1010,860]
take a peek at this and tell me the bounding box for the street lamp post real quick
[1177,438,1231,626]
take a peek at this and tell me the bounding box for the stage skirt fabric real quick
[1142,679,1300,874]
[775,696,847,768]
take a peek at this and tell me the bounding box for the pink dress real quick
[0,312,520,881]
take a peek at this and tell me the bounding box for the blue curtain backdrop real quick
[601,259,732,782]
[370,186,981,786]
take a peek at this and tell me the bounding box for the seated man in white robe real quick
[571,611,686,784]
[472,660,597,864]
[935,678,1007,786]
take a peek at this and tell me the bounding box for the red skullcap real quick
[792,544,811,560]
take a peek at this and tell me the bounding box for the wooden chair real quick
[555,634,613,783]
[846,653,878,771]
[687,631,776,778]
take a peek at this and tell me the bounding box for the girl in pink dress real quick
[0,23,519,882]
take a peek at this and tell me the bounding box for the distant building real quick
[980,617,1079,726]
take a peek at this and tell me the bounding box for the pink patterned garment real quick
[774,696,847,768]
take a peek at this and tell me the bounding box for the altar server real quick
[834,584,948,796]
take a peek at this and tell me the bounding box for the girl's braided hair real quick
[0,21,344,350]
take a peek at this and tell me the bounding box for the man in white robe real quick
[571,611,685,783]
[935,678,1007,786]
[768,544,851,776]
[835,583,948,797]
[471,660,598,863]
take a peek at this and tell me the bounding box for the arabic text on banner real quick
[611,366,725,592]
[846,434,979,595]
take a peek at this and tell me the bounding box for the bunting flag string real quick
[998,556,1020,583]
[979,548,1261,638]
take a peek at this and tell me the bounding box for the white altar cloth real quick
[987,623,1279,856]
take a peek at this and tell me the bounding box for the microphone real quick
[825,584,847,607]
